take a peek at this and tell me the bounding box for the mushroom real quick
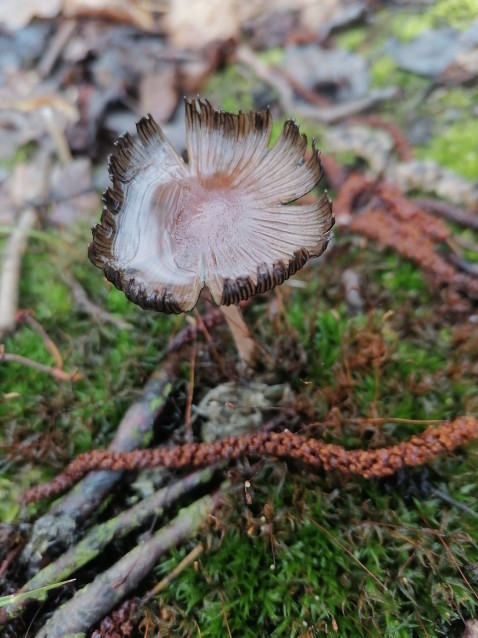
[89,98,333,365]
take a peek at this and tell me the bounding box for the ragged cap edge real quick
[89,114,162,269]
[184,97,272,148]
[220,192,334,305]
[89,106,334,314]
[88,114,190,314]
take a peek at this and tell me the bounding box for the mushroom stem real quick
[220,304,256,367]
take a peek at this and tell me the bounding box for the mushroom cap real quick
[89,99,334,313]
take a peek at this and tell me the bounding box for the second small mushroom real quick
[89,99,334,365]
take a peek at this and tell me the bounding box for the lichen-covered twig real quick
[22,356,179,565]
[22,417,478,503]
[33,491,222,638]
[0,468,213,625]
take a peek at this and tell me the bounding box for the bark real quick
[0,468,213,625]
[33,491,222,638]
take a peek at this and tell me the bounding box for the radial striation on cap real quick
[89,99,334,313]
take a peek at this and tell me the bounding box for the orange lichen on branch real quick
[22,416,478,503]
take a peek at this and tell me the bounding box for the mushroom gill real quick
[89,98,334,313]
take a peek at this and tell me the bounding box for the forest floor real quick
[1,1,478,636]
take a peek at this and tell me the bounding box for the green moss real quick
[428,0,478,28]
[204,65,255,113]
[417,119,478,179]
[155,465,478,637]
[383,0,478,43]
[431,87,478,111]
[256,48,284,65]
[0,141,37,170]
[388,13,434,42]
[370,55,398,87]
[335,27,368,51]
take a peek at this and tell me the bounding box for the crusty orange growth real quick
[89,99,333,313]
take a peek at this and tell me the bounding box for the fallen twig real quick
[19,311,64,368]
[22,417,478,503]
[166,307,224,354]
[143,542,205,600]
[0,208,37,339]
[349,115,414,161]
[62,273,132,331]
[235,45,396,124]
[0,468,213,625]
[33,492,222,638]
[21,355,179,566]
[37,19,77,78]
[0,350,80,382]
[416,197,478,232]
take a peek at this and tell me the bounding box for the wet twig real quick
[33,491,223,638]
[0,469,213,625]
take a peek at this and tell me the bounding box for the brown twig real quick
[19,311,63,368]
[143,543,204,600]
[184,340,198,442]
[62,273,132,331]
[0,351,80,382]
[349,115,414,161]
[166,307,224,354]
[22,417,478,503]
[235,45,397,124]
[415,197,478,232]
